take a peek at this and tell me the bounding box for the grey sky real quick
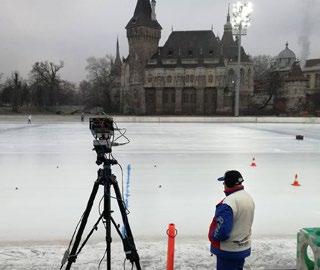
[0,0,319,83]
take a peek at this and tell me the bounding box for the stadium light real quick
[231,1,253,116]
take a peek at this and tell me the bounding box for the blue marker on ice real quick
[122,164,131,237]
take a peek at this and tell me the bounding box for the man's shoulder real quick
[223,190,254,208]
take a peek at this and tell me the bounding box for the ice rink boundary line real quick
[0,115,320,124]
[113,116,320,124]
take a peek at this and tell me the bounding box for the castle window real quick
[148,75,153,83]
[209,50,214,56]
[167,75,172,83]
[188,50,193,57]
[306,75,311,88]
[240,68,245,86]
[168,50,173,56]
[191,93,196,103]
[212,93,216,103]
[163,92,169,103]
[171,92,176,103]
[316,74,320,87]
[185,75,190,83]
[182,93,189,103]
[190,75,194,82]
[208,75,214,83]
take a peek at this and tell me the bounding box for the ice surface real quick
[0,121,319,269]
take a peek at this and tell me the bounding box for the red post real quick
[167,223,177,270]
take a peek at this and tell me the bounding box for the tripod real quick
[62,145,141,270]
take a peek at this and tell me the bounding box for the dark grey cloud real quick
[0,0,319,82]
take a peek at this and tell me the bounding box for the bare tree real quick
[252,55,273,81]
[1,72,27,112]
[84,55,116,112]
[30,61,64,107]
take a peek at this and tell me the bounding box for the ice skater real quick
[208,170,255,270]
[27,114,32,124]
[81,113,85,122]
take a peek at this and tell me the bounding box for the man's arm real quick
[209,204,233,241]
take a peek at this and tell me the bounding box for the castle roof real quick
[305,59,320,67]
[126,0,161,30]
[277,42,296,60]
[147,30,250,68]
[158,30,221,58]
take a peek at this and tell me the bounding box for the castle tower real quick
[125,0,162,114]
[221,4,237,59]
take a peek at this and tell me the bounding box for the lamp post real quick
[232,1,253,116]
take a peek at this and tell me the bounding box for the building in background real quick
[115,0,253,115]
[251,42,320,115]
[303,59,320,93]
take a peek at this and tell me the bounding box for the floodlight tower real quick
[232,1,253,117]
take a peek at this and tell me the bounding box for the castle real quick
[111,0,320,116]
[112,0,254,115]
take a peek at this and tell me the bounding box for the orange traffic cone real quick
[291,174,301,187]
[250,157,257,167]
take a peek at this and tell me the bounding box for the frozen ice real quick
[1,120,320,269]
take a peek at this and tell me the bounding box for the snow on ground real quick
[0,237,296,270]
[0,117,319,269]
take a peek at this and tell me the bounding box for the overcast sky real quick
[0,0,319,83]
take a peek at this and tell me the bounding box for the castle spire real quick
[221,4,234,47]
[116,37,121,62]
[227,3,231,23]
[114,37,122,69]
[133,0,151,18]
[126,0,162,29]
[151,0,157,21]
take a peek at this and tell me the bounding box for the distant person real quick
[81,113,85,122]
[27,114,32,124]
[208,170,255,270]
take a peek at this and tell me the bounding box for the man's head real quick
[218,170,244,188]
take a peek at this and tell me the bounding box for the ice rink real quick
[0,119,319,269]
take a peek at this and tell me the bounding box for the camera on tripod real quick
[90,117,115,164]
[61,116,141,270]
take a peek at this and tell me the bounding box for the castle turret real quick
[126,0,161,84]
[125,0,162,114]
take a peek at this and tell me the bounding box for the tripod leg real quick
[111,176,141,270]
[65,179,100,270]
[103,164,112,270]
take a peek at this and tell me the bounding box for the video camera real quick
[89,116,115,164]
[89,116,114,139]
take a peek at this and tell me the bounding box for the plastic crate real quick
[297,228,320,270]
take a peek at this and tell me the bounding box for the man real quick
[208,170,255,270]
[28,114,32,124]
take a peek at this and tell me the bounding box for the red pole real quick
[167,223,177,270]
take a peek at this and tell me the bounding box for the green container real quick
[297,228,320,270]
